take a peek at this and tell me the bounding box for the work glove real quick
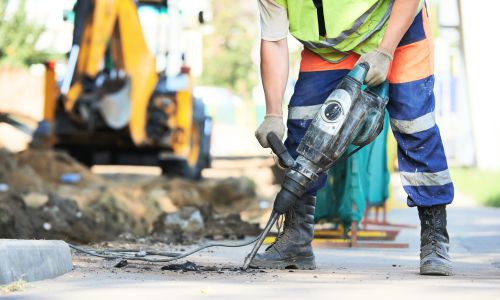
[356,49,393,86]
[255,114,285,148]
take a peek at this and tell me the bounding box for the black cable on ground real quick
[68,235,261,263]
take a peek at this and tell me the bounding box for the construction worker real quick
[253,0,453,276]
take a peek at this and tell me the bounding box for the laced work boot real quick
[249,195,316,269]
[418,204,453,276]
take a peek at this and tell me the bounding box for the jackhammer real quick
[242,62,389,269]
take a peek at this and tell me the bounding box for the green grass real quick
[450,167,500,207]
[1,280,26,294]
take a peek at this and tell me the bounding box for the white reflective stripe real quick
[302,0,393,49]
[400,169,452,187]
[288,104,323,120]
[390,112,436,134]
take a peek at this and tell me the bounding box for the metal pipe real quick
[60,45,80,95]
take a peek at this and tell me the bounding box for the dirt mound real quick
[0,147,264,244]
[15,148,104,187]
[0,149,44,191]
[0,148,104,191]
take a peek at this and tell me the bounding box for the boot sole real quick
[420,264,453,276]
[249,256,316,270]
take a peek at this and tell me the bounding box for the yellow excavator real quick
[36,0,211,179]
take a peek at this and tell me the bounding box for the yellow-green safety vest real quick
[275,0,423,63]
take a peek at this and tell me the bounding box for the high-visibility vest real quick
[275,0,422,63]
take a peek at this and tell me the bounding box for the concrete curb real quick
[0,239,73,285]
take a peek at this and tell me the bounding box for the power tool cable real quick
[68,235,261,263]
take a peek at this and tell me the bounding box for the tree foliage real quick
[0,0,51,67]
[200,0,257,100]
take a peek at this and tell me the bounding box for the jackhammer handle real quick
[267,132,294,168]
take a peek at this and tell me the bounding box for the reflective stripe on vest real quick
[310,1,384,48]
[275,0,423,63]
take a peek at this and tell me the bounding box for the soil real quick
[0,192,115,242]
[0,148,266,244]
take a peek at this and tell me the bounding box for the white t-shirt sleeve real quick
[258,0,289,41]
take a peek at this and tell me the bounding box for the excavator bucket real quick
[98,80,132,130]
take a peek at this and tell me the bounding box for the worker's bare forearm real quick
[261,39,289,116]
[379,0,421,56]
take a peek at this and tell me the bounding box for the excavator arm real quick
[60,0,157,145]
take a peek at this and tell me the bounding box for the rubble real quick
[0,183,8,192]
[159,261,245,273]
[161,261,199,272]
[152,205,261,243]
[0,193,116,242]
[103,259,128,268]
[22,192,48,208]
[155,207,205,234]
[203,211,261,240]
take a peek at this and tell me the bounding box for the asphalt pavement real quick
[2,203,499,300]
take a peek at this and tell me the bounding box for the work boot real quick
[418,204,453,276]
[249,195,316,269]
